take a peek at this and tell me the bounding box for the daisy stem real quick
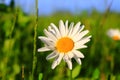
[70,70,72,80]
[32,0,38,79]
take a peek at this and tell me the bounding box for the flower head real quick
[38,20,91,70]
[107,29,120,40]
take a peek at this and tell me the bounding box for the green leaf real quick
[92,68,100,79]
[38,73,43,80]
[72,65,81,78]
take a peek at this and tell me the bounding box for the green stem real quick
[70,70,72,80]
[32,0,38,79]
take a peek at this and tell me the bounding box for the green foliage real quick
[92,68,100,79]
[72,65,81,79]
[0,7,120,80]
[38,73,43,80]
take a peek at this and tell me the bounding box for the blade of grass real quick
[32,0,38,79]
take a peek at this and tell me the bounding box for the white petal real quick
[50,23,61,38]
[79,25,85,32]
[73,50,84,58]
[38,47,51,52]
[48,26,56,35]
[51,53,64,69]
[74,45,87,49]
[74,56,82,65]
[73,30,89,42]
[51,60,58,69]
[75,36,91,47]
[66,59,72,70]
[44,29,57,41]
[57,53,64,65]
[71,22,81,37]
[65,20,69,35]
[48,26,61,39]
[63,54,69,61]
[42,44,55,50]
[80,45,88,48]
[68,22,74,36]
[67,52,74,59]
[38,36,54,46]
[46,51,58,60]
[72,25,85,39]
[59,20,65,36]
[63,54,72,70]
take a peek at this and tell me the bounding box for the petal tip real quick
[89,35,92,38]
[69,67,72,70]
[46,57,49,60]
[37,49,41,52]
[38,36,42,39]
[66,20,68,22]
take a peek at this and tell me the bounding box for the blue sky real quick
[2,0,120,15]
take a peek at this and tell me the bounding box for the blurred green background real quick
[0,1,120,80]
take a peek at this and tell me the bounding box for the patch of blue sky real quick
[2,0,120,15]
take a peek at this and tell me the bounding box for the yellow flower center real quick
[112,35,120,40]
[56,37,74,53]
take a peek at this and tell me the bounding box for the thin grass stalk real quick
[9,9,17,39]
[32,0,38,79]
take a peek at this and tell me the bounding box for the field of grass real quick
[0,6,120,80]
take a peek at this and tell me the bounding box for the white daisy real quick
[38,20,91,70]
[107,29,120,40]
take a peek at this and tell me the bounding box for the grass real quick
[0,7,120,80]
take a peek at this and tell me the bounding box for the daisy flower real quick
[38,20,91,70]
[107,29,120,40]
